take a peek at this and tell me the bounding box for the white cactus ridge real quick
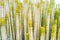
[23,1,28,40]
[16,14,20,40]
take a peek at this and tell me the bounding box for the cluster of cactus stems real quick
[0,0,60,40]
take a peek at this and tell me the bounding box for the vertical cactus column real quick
[28,1,33,40]
[0,0,7,40]
[51,19,57,40]
[40,26,45,40]
[15,2,22,40]
[23,0,28,40]
[46,7,51,40]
